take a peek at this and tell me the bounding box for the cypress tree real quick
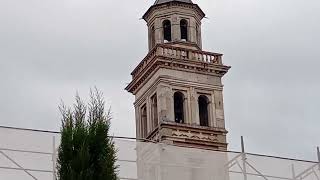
[57,89,118,180]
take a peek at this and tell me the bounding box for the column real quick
[190,87,199,125]
[189,18,197,44]
[135,105,141,138]
[146,96,152,134]
[214,90,225,128]
[210,93,217,127]
[171,15,180,41]
[154,18,163,44]
[157,84,174,122]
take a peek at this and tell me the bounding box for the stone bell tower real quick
[126,0,230,151]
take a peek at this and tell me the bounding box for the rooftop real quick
[154,0,193,5]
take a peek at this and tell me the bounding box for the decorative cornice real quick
[143,1,205,22]
[161,121,228,134]
[125,43,230,94]
[138,119,228,150]
[172,129,219,142]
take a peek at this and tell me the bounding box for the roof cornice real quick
[154,0,193,5]
[143,1,205,22]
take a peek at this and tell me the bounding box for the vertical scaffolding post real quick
[291,164,296,180]
[317,147,320,171]
[52,136,56,180]
[241,136,247,180]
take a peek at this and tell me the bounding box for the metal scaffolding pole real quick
[241,136,248,180]
[52,136,57,180]
[293,148,320,180]
[292,164,297,180]
[317,147,320,170]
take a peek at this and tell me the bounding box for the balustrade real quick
[158,45,222,64]
[132,44,223,78]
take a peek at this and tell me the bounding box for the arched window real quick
[151,94,158,128]
[180,19,188,41]
[163,20,171,42]
[174,92,184,123]
[150,25,155,48]
[198,95,209,126]
[141,104,148,138]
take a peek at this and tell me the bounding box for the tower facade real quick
[126,0,230,151]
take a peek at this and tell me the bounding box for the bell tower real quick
[126,0,230,151]
[146,0,203,50]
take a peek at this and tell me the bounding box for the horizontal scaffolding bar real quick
[0,125,317,164]
[0,166,52,173]
[0,148,52,155]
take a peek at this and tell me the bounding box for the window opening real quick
[151,25,155,48]
[198,95,209,126]
[163,20,172,42]
[174,92,185,123]
[151,94,158,128]
[141,104,148,138]
[180,19,188,41]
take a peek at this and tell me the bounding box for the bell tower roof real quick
[154,0,193,5]
[143,0,205,21]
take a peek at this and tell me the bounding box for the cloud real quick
[0,0,319,161]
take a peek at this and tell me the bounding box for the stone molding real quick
[159,121,228,150]
[125,43,230,93]
[133,76,224,107]
[143,1,205,22]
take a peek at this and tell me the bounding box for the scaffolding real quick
[0,126,319,180]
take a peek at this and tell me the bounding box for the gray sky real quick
[0,0,319,161]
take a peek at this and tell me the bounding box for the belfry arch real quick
[174,91,185,123]
[163,20,172,42]
[198,95,209,127]
[180,19,188,41]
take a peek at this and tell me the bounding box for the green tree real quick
[57,89,118,180]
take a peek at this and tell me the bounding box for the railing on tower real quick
[131,44,224,79]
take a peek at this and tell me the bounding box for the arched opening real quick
[163,20,171,42]
[174,92,184,123]
[150,25,155,48]
[141,104,148,138]
[151,94,158,128]
[180,19,188,41]
[198,95,209,126]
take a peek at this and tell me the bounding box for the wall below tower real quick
[137,142,230,180]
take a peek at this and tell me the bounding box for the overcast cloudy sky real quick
[0,0,319,161]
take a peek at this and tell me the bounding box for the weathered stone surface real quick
[126,0,230,151]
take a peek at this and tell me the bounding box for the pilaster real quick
[135,106,141,138]
[158,84,174,122]
[214,90,225,128]
[147,96,152,134]
[189,87,199,125]
[211,93,217,127]
[154,18,163,45]
[189,18,197,43]
[172,15,180,42]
